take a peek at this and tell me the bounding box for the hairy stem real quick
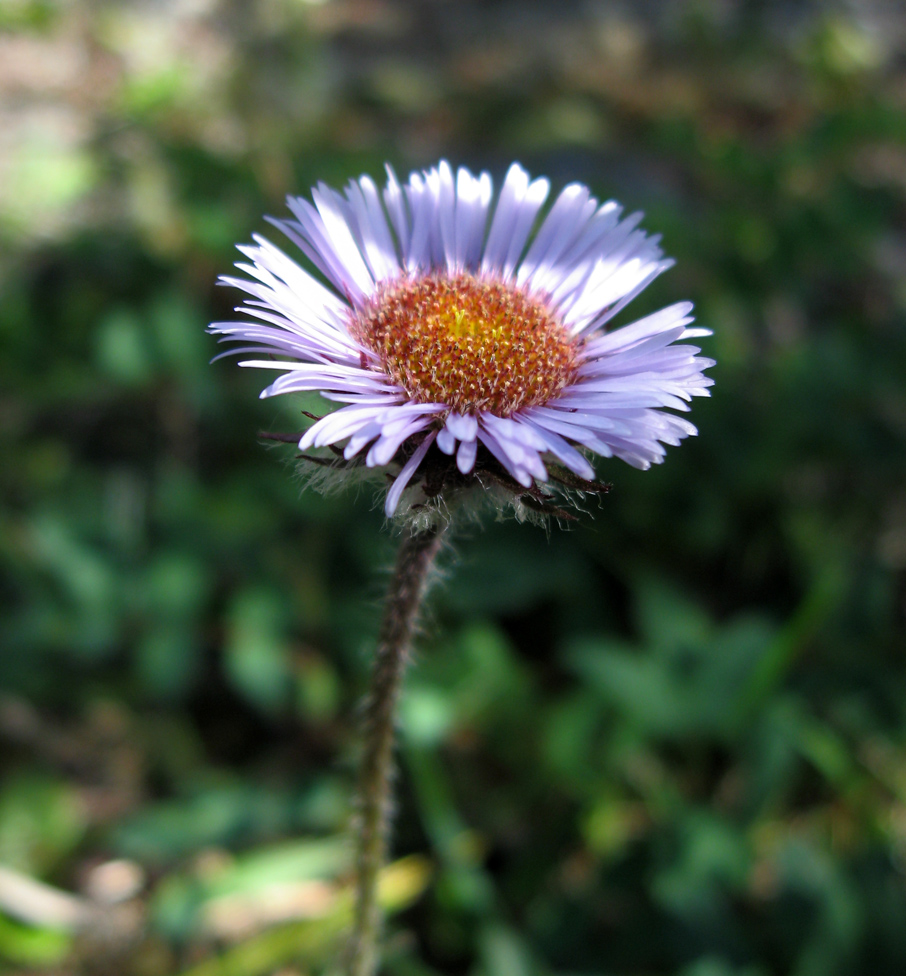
[345,522,447,976]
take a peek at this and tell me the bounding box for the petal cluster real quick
[210,161,714,516]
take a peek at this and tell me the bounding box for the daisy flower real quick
[211,161,714,517]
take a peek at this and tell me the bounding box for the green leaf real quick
[0,913,71,967]
[224,587,292,714]
[0,775,86,876]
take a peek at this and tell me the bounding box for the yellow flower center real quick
[352,273,579,416]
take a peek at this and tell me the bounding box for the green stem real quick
[344,522,447,976]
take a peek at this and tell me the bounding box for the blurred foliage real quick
[1,0,906,973]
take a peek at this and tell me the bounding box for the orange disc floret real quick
[351,273,579,416]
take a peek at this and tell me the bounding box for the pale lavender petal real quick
[238,359,377,377]
[263,215,339,291]
[516,184,594,288]
[476,426,534,487]
[481,163,528,274]
[564,256,666,333]
[522,405,628,443]
[218,269,353,353]
[572,261,674,336]
[321,392,407,404]
[344,176,400,282]
[481,413,548,453]
[520,417,596,480]
[385,432,437,516]
[342,406,439,460]
[382,164,411,257]
[527,405,631,432]
[457,437,477,474]
[578,328,690,377]
[404,172,433,271]
[260,369,398,399]
[284,196,372,301]
[479,416,548,482]
[444,412,479,441]
[311,183,377,297]
[376,401,446,433]
[430,161,457,271]
[299,404,390,450]
[556,221,665,325]
[582,303,695,357]
[240,235,349,318]
[437,427,456,455]
[343,421,383,459]
[482,164,550,279]
[366,415,436,467]
[557,201,623,268]
[454,167,492,271]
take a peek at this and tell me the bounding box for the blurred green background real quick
[1,1,905,974]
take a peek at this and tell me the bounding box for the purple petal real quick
[385,431,436,516]
[456,437,477,473]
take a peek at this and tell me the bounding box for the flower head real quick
[211,161,714,517]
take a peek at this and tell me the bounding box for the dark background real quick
[1,1,905,974]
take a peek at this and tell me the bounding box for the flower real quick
[211,161,714,517]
